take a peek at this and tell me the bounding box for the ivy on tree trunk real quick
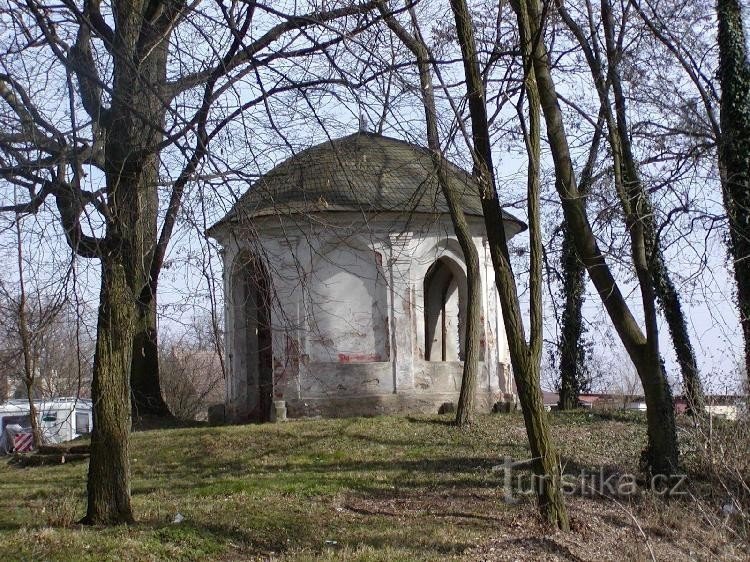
[717,0,750,387]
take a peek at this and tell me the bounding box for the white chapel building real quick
[208,132,524,421]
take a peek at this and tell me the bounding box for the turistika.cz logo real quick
[493,456,687,501]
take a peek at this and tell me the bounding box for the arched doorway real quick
[423,258,467,361]
[232,254,273,422]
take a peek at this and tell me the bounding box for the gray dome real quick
[211,132,524,229]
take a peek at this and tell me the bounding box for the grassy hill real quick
[0,412,747,561]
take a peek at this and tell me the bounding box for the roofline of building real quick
[207,207,527,240]
[207,132,528,238]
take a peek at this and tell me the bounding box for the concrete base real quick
[283,390,508,419]
[270,400,287,422]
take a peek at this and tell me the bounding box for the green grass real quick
[0,411,745,561]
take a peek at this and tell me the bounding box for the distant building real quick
[672,394,747,419]
[543,392,621,411]
[543,391,747,419]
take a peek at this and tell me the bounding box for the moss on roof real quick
[211,132,524,229]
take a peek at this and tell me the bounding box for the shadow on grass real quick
[150,518,477,558]
[404,416,456,427]
[491,537,586,562]
[131,454,505,501]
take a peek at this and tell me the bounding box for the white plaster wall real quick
[306,242,388,363]
[214,212,522,418]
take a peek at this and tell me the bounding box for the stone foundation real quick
[283,390,509,419]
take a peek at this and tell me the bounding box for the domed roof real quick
[211,132,524,231]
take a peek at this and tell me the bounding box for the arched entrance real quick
[423,257,467,361]
[232,254,273,422]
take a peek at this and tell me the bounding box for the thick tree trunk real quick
[84,256,135,525]
[130,285,172,418]
[637,349,678,473]
[449,0,569,529]
[116,6,169,423]
[127,32,167,418]
[82,12,169,523]
[717,0,750,385]
[523,0,678,474]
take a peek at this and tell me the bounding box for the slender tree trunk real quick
[717,0,750,385]
[422,81,481,430]
[379,3,482,426]
[84,255,135,525]
[21,378,42,448]
[449,0,569,529]
[522,0,678,475]
[454,238,482,426]
[21,377,42,448]
[648,241,705,413]
[15,217,43,448]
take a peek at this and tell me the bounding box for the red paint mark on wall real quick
[338,353,382,363]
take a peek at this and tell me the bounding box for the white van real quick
[0,398,93,444]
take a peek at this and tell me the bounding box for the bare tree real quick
[160,349,217,421]
[159,322,224,421]
[0,214,71,446]
[513,0,679,476]
[631,0,750,398]
[446,0,569,529]
[377,2,482,427]
[556,0,706,414]
[0,0,380,524]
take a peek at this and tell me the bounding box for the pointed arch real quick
[424,256,467,361]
